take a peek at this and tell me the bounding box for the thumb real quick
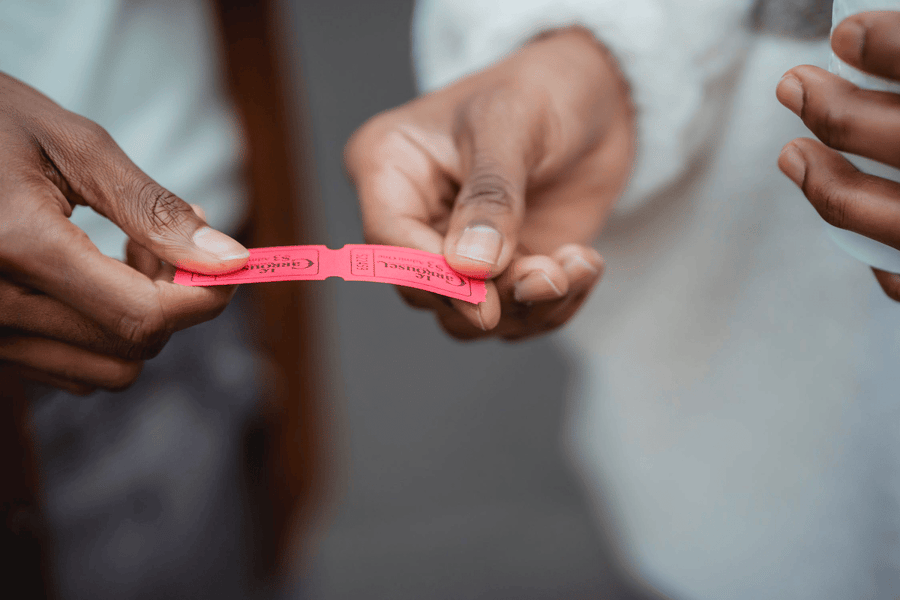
[127,183,249,275]
[443,126,527,280]
[54,138,249,275]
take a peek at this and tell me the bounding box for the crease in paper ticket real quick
[173,244,487,304]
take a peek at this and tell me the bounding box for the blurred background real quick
[283,0,635,598]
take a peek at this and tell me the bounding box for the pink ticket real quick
[173,244,486,304]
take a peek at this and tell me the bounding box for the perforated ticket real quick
[173,244,487,304]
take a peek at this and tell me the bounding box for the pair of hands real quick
[0,72,250,396]
[6,11,899,396]
[2,26,626,397]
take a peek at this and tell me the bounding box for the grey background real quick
[282,1,671,599]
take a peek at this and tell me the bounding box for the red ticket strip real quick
[173,244,487,304]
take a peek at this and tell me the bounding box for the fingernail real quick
[777,75,804,114]
[455,225,502,265]
[192,226,250,260]
[514,271,563,303]
[779,144,806,186]
[563,254,599,278]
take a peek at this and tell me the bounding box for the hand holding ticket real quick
[174,244,487,305]
[342,28,615,340]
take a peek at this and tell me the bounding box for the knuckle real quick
[462,89,524,125]
[458,170,515,212]
[38,113,120,175]
[0,191,75,262]
[112,305,169,359]
[139,183,189,232]
[808,174,853,229]
[68,116,116,155]
[344,112,399,173]
[85,120,114,146]
[462,93,497,124]
[805,100,853,151]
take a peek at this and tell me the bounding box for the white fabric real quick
[412,0,755,213]
[0,0,246,261]
[414,2,900,599]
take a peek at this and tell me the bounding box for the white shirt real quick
[413,1,900,598]
[0,0,247,260]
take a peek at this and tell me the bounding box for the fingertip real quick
[453,282,500,331]
[178,226,250,275]
[778,141,807,186]
[562,254,601,283]
[513,270,567,303]
[508,255,568,303]
[191,226,249,260]
[446,223,507,279]
[831,17,866,67]
[775,73,804,114]
[480,283,502,330]
[554,243,605,282]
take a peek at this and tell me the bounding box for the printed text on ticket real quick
[173,244,487,304]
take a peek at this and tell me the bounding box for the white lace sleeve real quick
[411,0,756,212]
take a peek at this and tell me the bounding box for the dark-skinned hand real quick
[345,27,635,341]
[0,72,249,396]
[777,10,900,301]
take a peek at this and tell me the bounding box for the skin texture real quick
[345,27,635,341]
[777,10,900,301]
[0,72,249,395]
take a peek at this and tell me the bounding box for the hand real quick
[776,10,900,301]
[345,27,634,341]
[0,72,249,395]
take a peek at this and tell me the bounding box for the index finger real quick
[3,206,236,354]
